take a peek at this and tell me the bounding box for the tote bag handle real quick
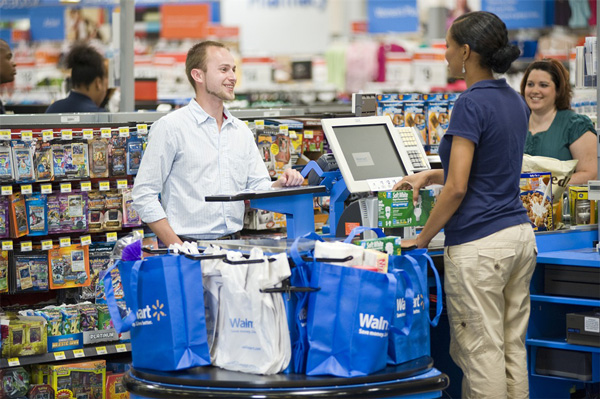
[396,251,442,327]
[104,259,141,333]
[343,226,386,243]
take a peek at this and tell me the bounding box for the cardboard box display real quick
[569,186,597,226]
[48,360,105,399]
[520,172,553,231]
[378,189,435,228]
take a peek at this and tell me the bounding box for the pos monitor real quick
[321,116,429,193]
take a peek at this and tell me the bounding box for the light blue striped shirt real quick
[132,99,272,239]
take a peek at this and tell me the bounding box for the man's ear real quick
[191,69,203,84]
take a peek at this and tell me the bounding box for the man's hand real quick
[272,168,304,188]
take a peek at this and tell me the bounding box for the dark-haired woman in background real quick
[46,43,108,113]
[520,58,597,185]
[394,11,537,398]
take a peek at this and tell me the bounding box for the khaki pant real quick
[444,223,537,399]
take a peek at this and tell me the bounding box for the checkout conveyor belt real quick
[125,356,449,399]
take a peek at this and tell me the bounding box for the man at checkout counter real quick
[394,11,537,399]
[132,41,304,246]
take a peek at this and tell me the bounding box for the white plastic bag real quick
[212,248,291,374]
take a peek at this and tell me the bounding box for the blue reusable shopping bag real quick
[301,238,397,377]
[387,249,442,365]
[104,254,211,371]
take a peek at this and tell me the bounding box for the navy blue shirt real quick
[439,79,530,246]
[45,91,106,113]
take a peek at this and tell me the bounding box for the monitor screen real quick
[321,116,416,193]
[331,124,407,181]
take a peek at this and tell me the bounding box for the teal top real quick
[524,109,597,161]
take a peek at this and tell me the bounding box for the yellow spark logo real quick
[151,300,166,321]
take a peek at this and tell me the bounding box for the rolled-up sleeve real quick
[132,118,176,223]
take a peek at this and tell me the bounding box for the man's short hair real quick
[185,41,227,89]
[67,43,106,88]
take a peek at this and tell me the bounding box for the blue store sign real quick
[30,6,65,41]
[368,0,418,34]
[482,0,545,30]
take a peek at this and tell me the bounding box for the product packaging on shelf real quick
[569,185,597,226]
[47,360,106,399]
[48,244,90,290]
[0,315,47,357]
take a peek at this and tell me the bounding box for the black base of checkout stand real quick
[124,356,449,399]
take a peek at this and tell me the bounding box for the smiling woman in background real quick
[520,58,597,185]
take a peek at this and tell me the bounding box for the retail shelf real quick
[530,294,600,306]
[0,342,131,368]
[527,337,600,353]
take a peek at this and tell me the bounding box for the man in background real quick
[46,43,108,113]
[0,39,17,114]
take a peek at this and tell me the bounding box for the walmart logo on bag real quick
[229,317,255,332]
[133,300,167,327]
[358,313,389,338]
[396,298,407,318]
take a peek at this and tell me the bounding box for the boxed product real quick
[0,315,47,357]
[569,186,597,226]
[0,367,30,399]
[28,384,55,399]
[48,244,90,290]
[47,360,105,399]
[105,373,128,399]
[520,172,553,231]
[244,208,286,230]
[378,189,435,228]
[356,236,402,255]
[403,101,427,146]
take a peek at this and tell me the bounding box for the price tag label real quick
[2,241,13,251]
[73,349,85,358]
[59,237,71,248]
[99,181,110,191]
[106,232,118,242]
[101,128,112,139]
[21,130,33,141]
[255,120,265,130]
[136,124,148,135]
[0,130,11,140]
[1,186,12,196]
[61,129,73,140]
[115,344,127,353]
[7,358,19,366]
[80,235,92,246]
[42,129,54,142]
[134,229,144,238]
[54,351,66,361]
[96,346,108,355]
[117,179,128,189]
[41,240,53,250]
[41,184,52,194]
[82,129,94,140]
[304,130,314,139]
[80,181,92,192]
[60,183,72,193]
[279,125,289,135]
[119,127,130,137]
[20,184,32,195]
[20,241,32,252]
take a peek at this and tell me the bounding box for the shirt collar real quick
[189,98,234,127]
[464,78,509,93]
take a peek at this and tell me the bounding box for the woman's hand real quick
[393,170,438,205]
